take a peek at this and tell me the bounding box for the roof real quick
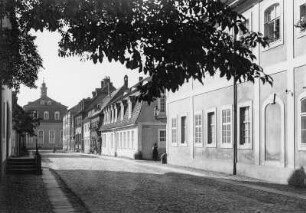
[99,78,151,131]
[23,96,67,110]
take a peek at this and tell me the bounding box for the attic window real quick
[47,101,51,105]
[40,100,45,105]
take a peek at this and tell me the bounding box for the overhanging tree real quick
[3,0,272,100]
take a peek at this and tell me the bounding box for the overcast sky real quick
[18,31,145,109]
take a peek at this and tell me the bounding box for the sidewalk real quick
[78,152,306,201]
[0,168,78,213]
[0,173,53,213]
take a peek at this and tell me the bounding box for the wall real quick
[1,86,12,177]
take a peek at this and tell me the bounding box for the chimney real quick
[139,77,143,82]
[92,91,96,97]
[108,82,111,97]
[101,81,105,89]
[124,75,128,88]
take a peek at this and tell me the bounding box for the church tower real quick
[41,81,47,97]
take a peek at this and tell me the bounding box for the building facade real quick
[0,85,13,178]
[167,0,306,184]
[100,77,167,160]
[24,82,67,149]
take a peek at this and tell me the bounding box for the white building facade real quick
[167,0,306,183]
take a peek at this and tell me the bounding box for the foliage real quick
[0,0,42,90]
[296,17,306,31]
[12,95,40,136]
[7,0,272,101]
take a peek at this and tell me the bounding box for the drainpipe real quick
[233,34,238,176]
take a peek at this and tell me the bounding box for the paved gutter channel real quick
[77,153,306,201]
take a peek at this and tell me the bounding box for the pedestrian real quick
[152,143,158,161]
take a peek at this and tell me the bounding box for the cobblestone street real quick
[42,153,306,213]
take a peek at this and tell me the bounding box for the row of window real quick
[27,130,63,145]
[33,111,61,120]
[240,1,306,49]
[171,103,252,149]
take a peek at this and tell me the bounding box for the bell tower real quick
[41,81,47,97]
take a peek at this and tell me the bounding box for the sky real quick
[18,31,146,109]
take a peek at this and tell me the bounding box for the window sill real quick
[238,145,253,150]
[262,39,283,52]
[171,143,178,147]
[297,30,306,39]
[220,144,233,149]
[206,144,217,148]
[179,142,188,147]
[194,143,203,148]
[298,144,306,151]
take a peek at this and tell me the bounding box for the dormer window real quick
[128,99,132,119]
[264,3,280,43]
[40,100,45,105]
[120,102,124,120]
[47,101,51,105]
[54,111,60,120]
[44,111,49,120]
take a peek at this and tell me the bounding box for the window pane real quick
[302,99,306,113]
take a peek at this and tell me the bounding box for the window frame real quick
[38,130,44,145]
[54,111,60,120]
[171,117,178,145]
[220,105,233,149]
[296,0,306,38]
[261,0,284,50]
[158,129,166,147]
[44,111,49,120]
[180,114,188,146]
[206,108,217,148]
[49,130,55,144]
[238,101,253,150]
[298,92,306,150]
[194,111,203,147]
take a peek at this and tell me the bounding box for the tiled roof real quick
[99,78,151,131]
[99,100,143,131]
[23,96,67,110]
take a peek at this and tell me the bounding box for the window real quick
[119,132,122,148]
[60,130,63,142]
[238,103,252,149]
[38,130,44,144]
[159,95,166,113]
[207,109,216,147]
[54,111,60,120]
[131,131,135,149]
[158,129,166,146]
[264,3,280,43]
[124,132,126,149]
[300,97,306,149]
[40,100,45,105]
[194,112,202,146]
[221,106,232,148]
[301,3,306,26]
[47,101,52,105]
[2,102,6,138]
[49,130,55,144]
[127,131,130,149]
[171,118,177,144]
[297,0,306,35]
[181,116,187,144]
[44,111,49,120]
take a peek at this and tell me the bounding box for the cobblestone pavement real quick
[43,153,306,213]
[0,174,53,213]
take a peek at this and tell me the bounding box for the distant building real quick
[82,77,116,153]
[24,82,67,150]
[100,76,167,160]
[63,105,78,151]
